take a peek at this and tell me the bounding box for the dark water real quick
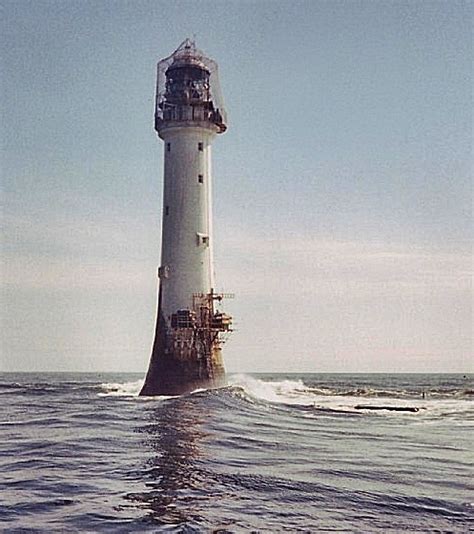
[1,373,473,532]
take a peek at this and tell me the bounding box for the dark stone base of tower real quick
[140,293,228,396]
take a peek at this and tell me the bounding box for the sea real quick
[1,372,472,533]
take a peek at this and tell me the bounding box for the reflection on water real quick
[127,396,211,528]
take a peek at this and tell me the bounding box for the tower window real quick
[198,142,203,151]
[196,232,209,246]
[165,206,169,215]
[167,142,171,152]
[198,174,203,183]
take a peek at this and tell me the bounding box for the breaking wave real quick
[96,373,473,420]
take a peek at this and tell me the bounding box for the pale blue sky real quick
[1,0,472,372]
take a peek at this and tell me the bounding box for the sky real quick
[1,0,472,373]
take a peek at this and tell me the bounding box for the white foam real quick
[98,379,186,400]
[228,374,318,406]
[228,375,466,415]
[98,380,144,397]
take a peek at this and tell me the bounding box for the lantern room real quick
[154,39,227,134]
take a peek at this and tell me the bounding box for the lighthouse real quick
[140,39,232,396]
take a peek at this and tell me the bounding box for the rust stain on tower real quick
[140,39,232,396]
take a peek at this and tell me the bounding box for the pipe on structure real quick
[140,39,232,396]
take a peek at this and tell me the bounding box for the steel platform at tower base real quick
[140,309,226,396]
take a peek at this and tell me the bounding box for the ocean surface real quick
[1,372,473,533]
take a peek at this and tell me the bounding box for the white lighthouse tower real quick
[140,39,232,396]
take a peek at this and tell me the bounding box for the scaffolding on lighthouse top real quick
[155,39,227,134]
